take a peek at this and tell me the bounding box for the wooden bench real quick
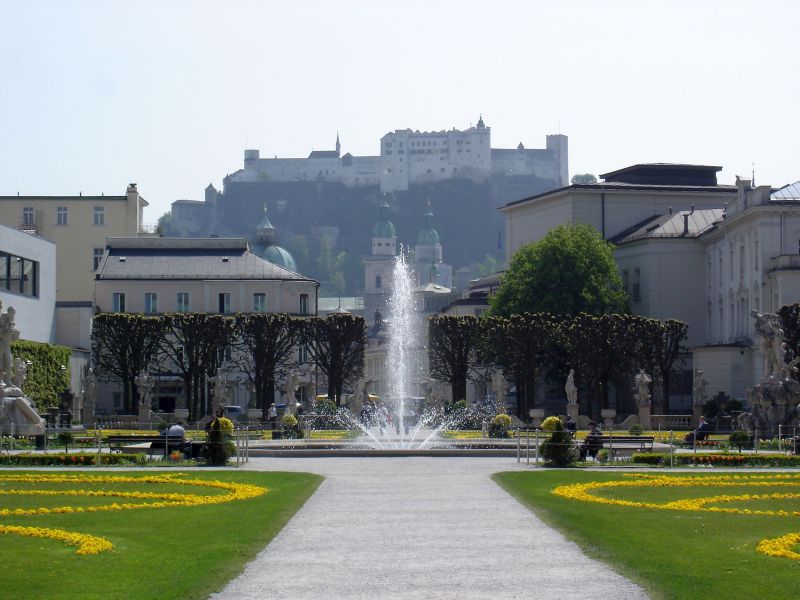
[580,435,655,460]
[107,434,185,456]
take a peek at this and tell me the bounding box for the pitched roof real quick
[96,237,315,281]
[771,181,800,201]
[307,150,339,159]
[612,209,724,244]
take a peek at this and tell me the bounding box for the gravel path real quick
[211,457,647,600]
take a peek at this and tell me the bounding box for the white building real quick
[226,117,568,193]
[0,224,56,344]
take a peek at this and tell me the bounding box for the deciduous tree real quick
[428,315,482,404]
[302,314,366,406]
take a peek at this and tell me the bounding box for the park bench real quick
[107,434,186,456]
[580,435,655,460]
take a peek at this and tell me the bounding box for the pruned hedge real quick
[10,339,72,410]
[631,452,800,467]
[0,453,144,466]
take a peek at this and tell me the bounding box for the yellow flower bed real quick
[553,473,800,562]
[0,474,267,555]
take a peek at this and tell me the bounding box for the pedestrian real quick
[267,403,278,431]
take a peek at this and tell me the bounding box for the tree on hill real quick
[571,174,598,185]
[489,223,629,317]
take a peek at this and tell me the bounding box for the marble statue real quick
[80,367,98,410]
[11,357,29,389]
[752,310,785,378]
[284,370,299,412]
[0,304,20,383]
[134,369,156,407]
[565,369,577,405]
[492,369,508,410]
[634,369,652,405]
[692,368,707,408]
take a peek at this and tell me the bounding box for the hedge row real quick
[0,453,145,466]
[10,339,72,410]
[631,452,800,467]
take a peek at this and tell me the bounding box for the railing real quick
[651,414,693,430]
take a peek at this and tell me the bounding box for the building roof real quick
[771,181,800,201]
[307,150,339,159]
[600,163,722,185]
[414,283,451,294]
[416,203,440,246]
[318,297,364,313]
[612,208,725,244]
[501,180,737,211]
[97,237,314,281]
[373,200,396,238]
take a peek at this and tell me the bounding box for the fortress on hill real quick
[228,116,568,193]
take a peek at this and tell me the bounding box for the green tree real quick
[471,254,502,280]
[234,314,302,411]
[91,314,165,414]
[571,174,598,185]
[428,315,482,404]
[490,223,629,317]
[158,314,234,421]
[302,314,366,406]
[316,238,347,297]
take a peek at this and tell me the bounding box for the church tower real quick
[363,200,397,319]
[412,201,452,288]
[335,132,341,158]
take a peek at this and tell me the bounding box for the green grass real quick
[494,471,800,600]
[0,470,322,600]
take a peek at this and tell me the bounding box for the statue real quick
[284,370,299,413]
[0,304,20,384]
[565,369,578,405]
[634,369,652,405]
[752,310,785,379]
[492,369,508,414]
[134,369,156,408]
[692,368,707,409]
[10,357,29,389]
[80,367,98,422]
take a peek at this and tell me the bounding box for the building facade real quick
[0,224,56,344]
[226,117,568,193]
[0,184,149,349]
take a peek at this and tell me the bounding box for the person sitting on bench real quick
[684,417,711,443]
[579,422,603,460]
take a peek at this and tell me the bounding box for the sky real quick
[1,0,798,225]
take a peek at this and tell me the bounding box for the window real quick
[92,248,104,271]
[739,245,745,279]
[56,206,68,225]
[754,240,759,270]
[0,252,39,298]
[22,207,34,225]
[112,292,126,312]
[298,344,309,364]
[299,293,309,315]
[93,206,105,225]
[144,293,158,314]
[253,292,266,312]
[633,268,641,302]
[622,270,629,291]
[218,292,231,314]
[375,275,382,289]
[176,292,190,313]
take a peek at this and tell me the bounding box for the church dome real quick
[373,200,396,238]
[416,202,440,246]
[256,244,297,272]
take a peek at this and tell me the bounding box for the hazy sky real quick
[1,0,798,224]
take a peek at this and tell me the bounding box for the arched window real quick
[375,275,382,289]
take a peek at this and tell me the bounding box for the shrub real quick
[281,413,304,439]
[314,398,338,415]
[629,424,644,435]
[541,420,576,467]
[56,431,74,452]
[631,452,665,465]
[201,417,235,465]
[630,452,800,467]
[488,413,512,438]
[0,453,144,466]
[729,430,750,453]
[595,449,611,463]
[541,416,561,432]
[169,450,185,462]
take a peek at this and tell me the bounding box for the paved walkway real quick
[211,457,647,600]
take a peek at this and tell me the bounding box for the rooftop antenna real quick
[752,161,756,187]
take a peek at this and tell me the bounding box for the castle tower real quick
[363,200,397,318]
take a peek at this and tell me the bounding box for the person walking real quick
[267,403,278,431]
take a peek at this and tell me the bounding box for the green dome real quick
[416,202,440,246]
[416,228,440,246]
[254,243,297,272]
[373,200,396,238]
[373,220,396,238]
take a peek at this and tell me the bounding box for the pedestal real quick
[600,409,616,430]
[528,408,545,428]
[637,404,651,429]
[138,403,150,429]
[83,404,96,428]
[173,408,189,422]
[692,404,704,427]
[566,403,579,423]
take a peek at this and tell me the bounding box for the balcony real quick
[769,254,800,272]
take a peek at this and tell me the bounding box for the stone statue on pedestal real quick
[565,369,577,405]
[0,304,20,384]
[134,370,156,407]
[634,369,652,405]
[492,369,508,414]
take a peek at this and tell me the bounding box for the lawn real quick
[495,470,800,600]
[0,470,322,600]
